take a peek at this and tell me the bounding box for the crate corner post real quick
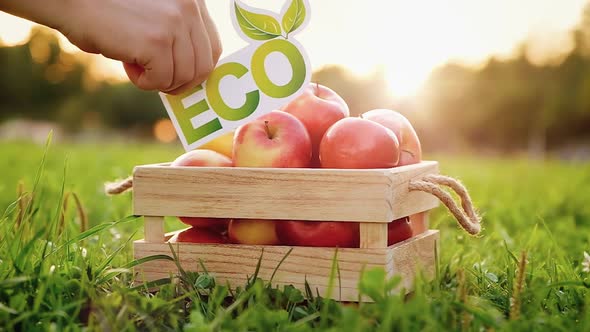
[359,223,388,249]
[143,216,165,243]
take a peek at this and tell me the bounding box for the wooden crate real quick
[132,161,441,302]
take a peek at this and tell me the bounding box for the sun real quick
[383,61,437,99]
[319,0,475,99]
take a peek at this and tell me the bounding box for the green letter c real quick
[206,62,260,121]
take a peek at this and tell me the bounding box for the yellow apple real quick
[228,219,280,245]
[198,131,234,158]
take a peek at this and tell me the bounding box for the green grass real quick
[1,138,589,331]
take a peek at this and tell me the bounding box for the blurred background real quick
[1,0,590,160]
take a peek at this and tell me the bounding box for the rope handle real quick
[409,174,482,235]
[105,176,133,195]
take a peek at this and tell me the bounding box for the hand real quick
[60,0,222,95]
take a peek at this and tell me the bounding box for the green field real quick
[1,139,589,331]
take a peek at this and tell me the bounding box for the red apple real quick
[388,217,413,246]
[360,109,422,166]
[175,217,229,234]
[276,220,359,248]
[171,149,233,167]
[169,227,227,243]
[319,117,400,169]
[171,149,232,232]
[410,212,428,235]
[233,111,312,168]
[280,83,349,167]
[228,219,281,245]
[360,109,426,234]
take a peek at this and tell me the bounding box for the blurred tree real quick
[0,26,165,138]
[84,82,163,135]
[412,2,590,156]
[0,27,85,121]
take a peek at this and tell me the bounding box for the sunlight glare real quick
[348,0,485,98]
[0,13,33,46]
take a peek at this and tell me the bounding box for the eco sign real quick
[160,0,312,151]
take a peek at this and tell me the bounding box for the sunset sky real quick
[0,0,587,97]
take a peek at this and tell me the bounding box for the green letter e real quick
[164,86,221,146]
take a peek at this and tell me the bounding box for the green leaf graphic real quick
[234,1,282,41]
[282,0,306,34]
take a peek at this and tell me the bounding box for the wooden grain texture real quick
[359,223,388,248]
[133,230,439,302]
[133,161,439,222]
[390,229,439,292]
[144,216,165,243]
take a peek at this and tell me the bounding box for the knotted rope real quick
[409,174,482,235]
[104,176,133,195]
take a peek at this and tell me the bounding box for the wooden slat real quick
[133,230,439,301]
[133,161,439,222]
[359,223,388,248]
[390,229,439,292]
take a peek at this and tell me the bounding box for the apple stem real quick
[264,120,272,139]
[315,81,321,98]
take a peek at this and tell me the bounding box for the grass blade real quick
[95,230,139,276]
[122,254,174,269]
[96,255,174,285]
[0,276,32,288]
[0,302,18,315]
[50,215,138,255]
[268,247,293,285]
[130,277,173,291]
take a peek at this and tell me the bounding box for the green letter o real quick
[251,39,306,98]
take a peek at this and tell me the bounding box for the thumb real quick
[123,56,173,91]
[123,62,145,87]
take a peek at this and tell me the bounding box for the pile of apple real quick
[168,83,424,248]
